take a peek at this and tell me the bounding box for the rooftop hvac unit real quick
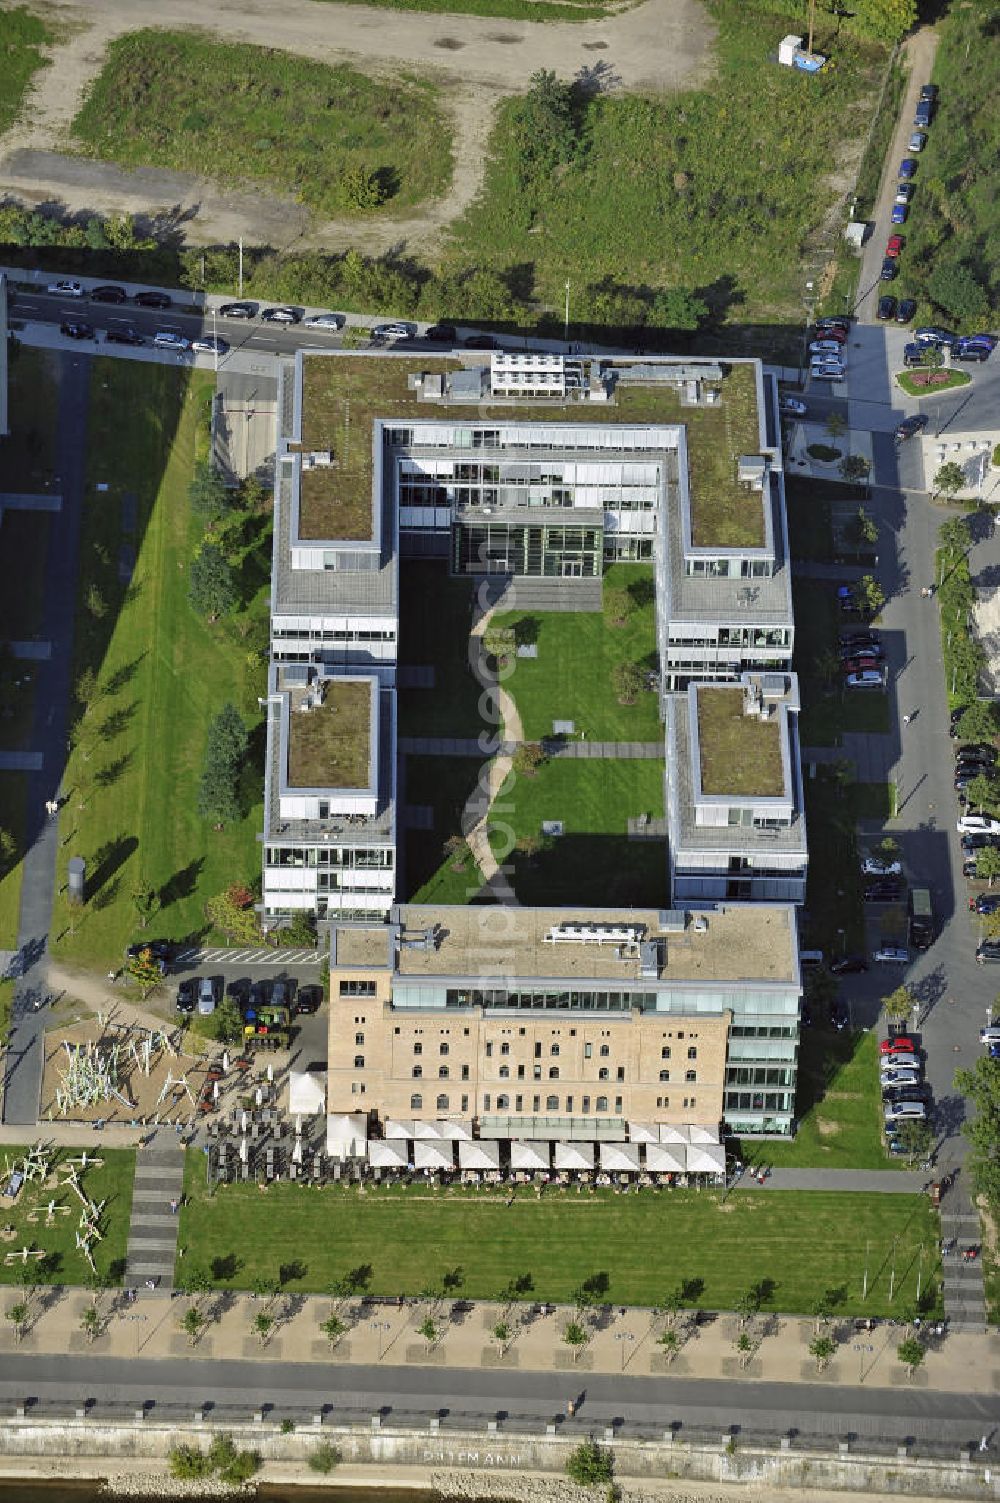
[302,451,332,470]
[658,909,687,933]
[691,915,709,934]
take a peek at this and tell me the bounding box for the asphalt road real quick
[0,1351,996,1447]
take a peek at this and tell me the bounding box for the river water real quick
[0,1487,441,1503]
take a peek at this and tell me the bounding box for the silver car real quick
[197,977,218,1016]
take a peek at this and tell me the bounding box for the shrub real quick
[566,1439,614,1487]
[806,444,841,462]
[308,1443,343,1474]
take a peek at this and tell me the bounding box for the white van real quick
[153,330,190,351]
[873,946,909,965]
[980,1026,1000,1046]
[799,950,825,970]
[846,669,884,689]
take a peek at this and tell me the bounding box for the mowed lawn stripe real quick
[179,1167,939,1316]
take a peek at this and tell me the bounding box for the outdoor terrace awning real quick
[368,1140,410,1168]
[510,1140,551,1171]
[644,1143,686,1173]
[600,1142,642,1173]
[413,1140,455,1171]
[686,1143,726,1175]
[627,1122,658,1143]
[553,1141,594,1171]
[458,1140,502,1171]
[325,1113,367,1158]
[658,1125,691,1144]
[689,1124,720,1144]
[290,1071,326,1116]
[438,1120,474,1141]
[384,1119,415,1139]
[413,1121,447,1139]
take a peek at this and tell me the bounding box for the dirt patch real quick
[816,1119,842,1138]
[0,0,716,256]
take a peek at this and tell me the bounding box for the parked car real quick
[903,343,926,367]
[90,284,126,304]
[425,322,458,342]
[840,641,884,661]
[809,340,846,355]
[830,955,869,975]
[303,312,345,329]
[976,942,1000,965]
[895,414,928,441]
[60,320,94,340]
[842,655,881,675]
[47,280,84,297]
[959,333,998,350]
[778,395,807,416]
[175,980,196,1015]
[915,326,958,346]
[861,855,901,876]
[956,743,997,763]
[261,306,302,324]
[958,813,1000,835]
[810,363,846,381]
[373,322,414,340]
[812,325,847,344]
[880,258,898,281]
[814,316,852,332]
[133,290,171,309]
[464,334,499,350]
[886,235,904,258]
[197,977,219,1015]
[152,330,190,351]
[881,1069,923,1092]
[876,295,897,321]
[914,98,934,127]
[890,203,908,226]
[884,1099,927,1122]
[846,669,884,689]
[895,183,915,204]
[191,335,229,354]
[973,894,1000,916]
[270,980,290,1009]
[899,158,918,179]
[953,346,990,363]
[919,83,938,102]
[864,880,902,902]
[219,302,257,319]
[105,326,144,346]
[294,985,323,1015]
[879,1035,916,1055]
[980,1026,1000,1045]
[873,946,909,965]
[841,629,881,648]
[907,131,927,152]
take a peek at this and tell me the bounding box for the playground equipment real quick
[156,1070,197,1110]
[55,1040,134,1115]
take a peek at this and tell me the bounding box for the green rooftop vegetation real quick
[287,680,371,789]
[696,686,783,798]
[299,355,761,547]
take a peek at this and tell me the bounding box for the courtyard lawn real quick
[398,564,485,739]
[178,1159,939,1316]
[0,1146,134,1286]
[403,756,488,903]
[71,32,452,219]
[49,362,267,968]
[741,1028,895,1173]
[794,579,890,746]
[492,565,660,742]
[491,757,667,908]
[802,767,865,957]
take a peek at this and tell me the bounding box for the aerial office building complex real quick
[261,349,806,1138]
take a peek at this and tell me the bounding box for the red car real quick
[842,655,880,675]
[886,235,904,258]
[814,326,847,344]
[879,1035,916,1055]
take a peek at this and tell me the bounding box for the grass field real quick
[742,1028,893,1173]
[0,1146,134,1287]
[71,31,452,220]
[316,0,609,17]
[0,7,51,137]
[404,755,487,903]
[48,363,267,968]
[802,767,865,956]
[895,370,971,399]
[447,0,888,325]
[178,1159,939,1315]
[492,566,660,742]
[794,579,890,746]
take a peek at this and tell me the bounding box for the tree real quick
[604,587,632,626]
[844,0,915,43]
[252,1310,274,1345]
[939,516,971,557]
[252,1275,282,1307]
[205,884,260,944]
[0,826,18,877]
[339,164,387,211]
[329,1264,373,1306]
[655,1287,682,1328]
[976,848,1000,888]
[189,545,237,621]
[954,1056,1000,1207]
[491,1319,513,1355]
[417,1316,439,1347]
[565,1440,613,1487]
[182,1306,206,1345]
[86,583,107,620]
[563,1319,588,1361]
[512,742,546,777]
[855,574,885,616]
[736,1330,754,1367]
[840,455,871,490]
[896,1335,925,1380]
[202,995,243,1045]
[130,876,159,928]
[965,772,1000,815]
[510,70,577,178]
[126,947,163,998]
[809,1334,836,1372]
[612,660,642,704]
[920,343,944,372]
[927,260,988,326]
[198,703,247,826]
[178,1267,213,1309]
[883,984,914,1023]
[189,460,231,527]
[320,1313,347,1348]
[657,1328,680,1362]
[895,1119,931,1165]
[735,1286,761,1327]
[75,666,101,708]
[956,701,999,746]
[825,410,847,442]
[308,1443,342,1474]
[851,506,878,545]
[5,1301,28,1341]
[815,647,842,692]
[649,286,709,333]
[934,462,966,502]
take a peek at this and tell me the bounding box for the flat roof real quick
[298,353,763,550]
[287,679,372,789]
[335,926,392,969]
[696,685,784,798]
[390,904,798,986]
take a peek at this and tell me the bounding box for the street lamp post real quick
[564,281,571,348]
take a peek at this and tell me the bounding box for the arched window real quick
[687,1046,698,1060]
[546,1094,559,1111]
[410,1093,422,1111]
[596,1095,608,1112]
[497,1094,509,1110]
[548,1066,559,1080]
[661,1045,671,1060]
[500,1042,510,1055]
[599,1044,610,1057]
[436,1093,449,1111]
[412,1065,422,1078]
[598,1067,609,1081]
[439,1065,450,1079]
[413,1042,422,1055]
[659,1070,670,1082]
[440,1042,449,1056]
[354,1055,365,1068]
[685,1069,697,1083]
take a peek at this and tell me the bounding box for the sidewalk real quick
[1,1286,994,1394]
